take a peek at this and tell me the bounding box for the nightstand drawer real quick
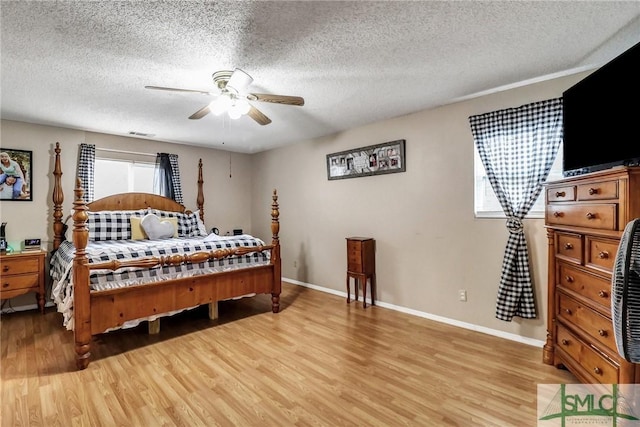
[1,257,40,275]
[0,250,46,314]
[1,273,39,292]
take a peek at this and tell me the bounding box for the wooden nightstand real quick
[346,237,376,308]
[0,250,46,314]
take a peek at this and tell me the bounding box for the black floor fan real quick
[612,218,640,362]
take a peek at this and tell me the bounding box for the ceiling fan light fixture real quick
[147,67,303,125]
[234,98,251,115]
[227,68,253,92]
[228,109,243,120]
[209,95,232,115]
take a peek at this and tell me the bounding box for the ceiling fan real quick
[145,68,304,125]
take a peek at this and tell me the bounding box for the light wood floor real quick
[1,281,575,426]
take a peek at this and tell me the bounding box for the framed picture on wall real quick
[326,139,406,180]
[0,148,33,201]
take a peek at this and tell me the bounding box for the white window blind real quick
[474,143,564,218]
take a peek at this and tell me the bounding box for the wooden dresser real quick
[543,166,640,383]
[0,250,46,314]
[346,237,376,308]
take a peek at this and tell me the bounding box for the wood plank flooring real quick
[1,282,576,426]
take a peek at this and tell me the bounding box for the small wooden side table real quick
[0,250,47,314]
[346,237,375,308]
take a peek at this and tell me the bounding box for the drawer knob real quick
[2,283,9,288]
[561,339,569,345]
[598,251,609,259]
[588,187,598,195]
[565,275,574,283]
[564,243,573,250]
[586,212,596,220]
[553,211,562,218]
[564,308,572,315]
[594,367,602,375]
[598,290,608,298]
[598,329,608,337]
[2,266,8,272]
[555,191,565,197]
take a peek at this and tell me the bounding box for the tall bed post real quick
[271,189,281,313]
[52,142,64,251]
[197,158,204,220]
[72,178,91,370]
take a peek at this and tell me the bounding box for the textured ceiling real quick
[1,1,640,153]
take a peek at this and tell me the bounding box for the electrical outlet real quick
[293,260,297,268]
[458,289,467,302]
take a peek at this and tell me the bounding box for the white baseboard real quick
[283,277,545,348]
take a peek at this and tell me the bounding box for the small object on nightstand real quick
[346,237,376,308]
[22,238,42,252]
[0,222,7,254]
[0,250,46,314]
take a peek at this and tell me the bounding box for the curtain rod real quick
[95,147,156,157]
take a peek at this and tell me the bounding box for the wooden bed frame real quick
[51,143,281,370]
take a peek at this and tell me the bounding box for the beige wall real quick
[0,121,255,306]
[251,72,590,343]
[1,71,589,343]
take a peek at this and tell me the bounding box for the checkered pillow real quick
[87,210,147,241]
[148,209,206,238]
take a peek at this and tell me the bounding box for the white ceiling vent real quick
[128,131,155,137]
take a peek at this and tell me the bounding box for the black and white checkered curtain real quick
[469,97,563,321]
[77,143,95,202]
[153,153,183,205]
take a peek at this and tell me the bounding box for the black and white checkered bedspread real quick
[51,234,271,330]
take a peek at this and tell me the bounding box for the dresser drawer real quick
[347,240,362,255]
[556,324,619,384]
[0,273,39,292]
[1,257,40,275]
[347,240,362,272]
[546,203,617,230]
[547,185,576,202]
[557,292,616,354]
[585,236,618,273]
[555,232,583,264]
[558,263,610,311]
[348,259,362,272]
[577,180,619,201]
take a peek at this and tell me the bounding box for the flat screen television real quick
[562,40,640,177]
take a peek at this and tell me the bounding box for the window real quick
[474,142,564,218]
[94,158,155,200]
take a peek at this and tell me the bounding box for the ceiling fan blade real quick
[247,105,272,125]
[189,105,211,120]
[250,93,305,106]
[145,86,212,96]
[226,68,253,93]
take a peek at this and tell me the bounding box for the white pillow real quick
[195,210,207,236]
[140,214,178,240]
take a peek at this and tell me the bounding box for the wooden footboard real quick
[52,143,281,370]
